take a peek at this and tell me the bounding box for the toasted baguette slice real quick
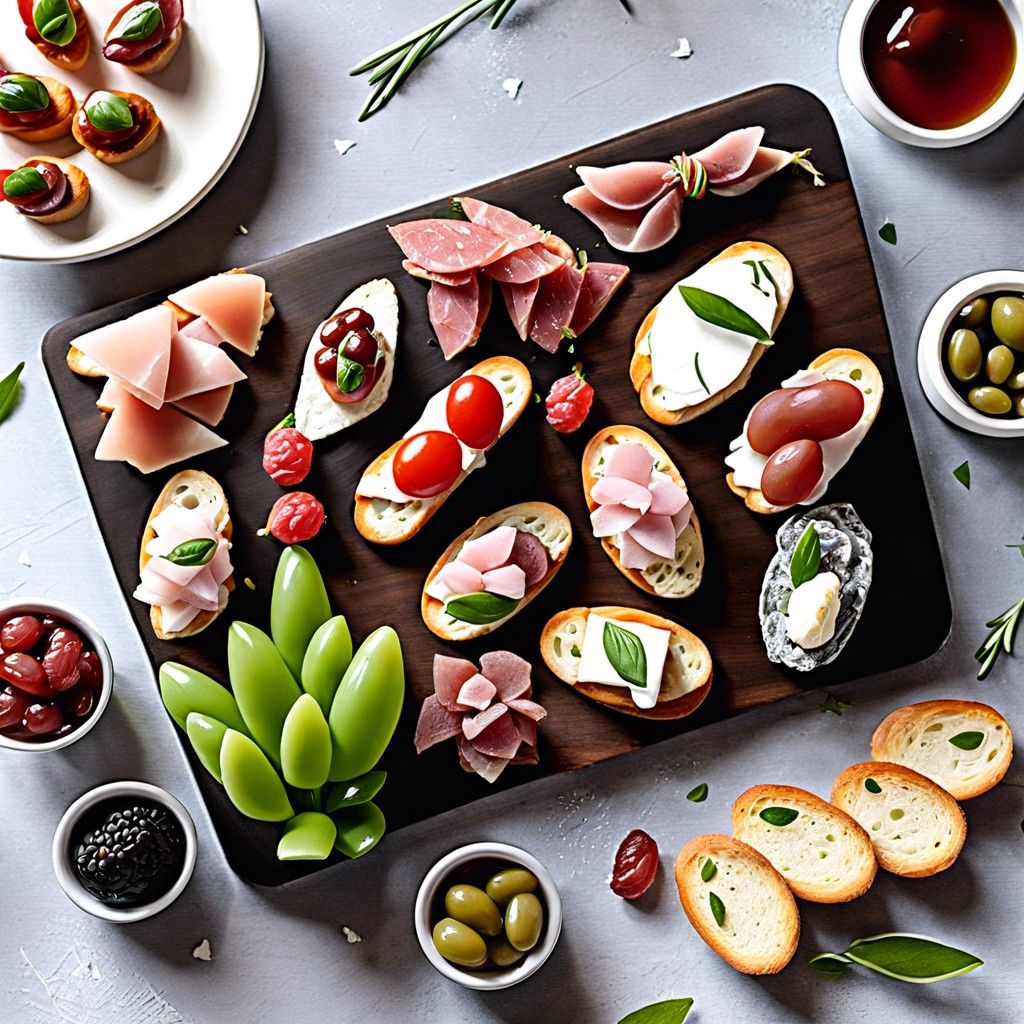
[726,348,884,514]
[139,470,234,640]
[871,700,1013,801]
[582,424,704,599]
[14,155,89,224]
[72,90,161,164]
[106,23,184,75]
[353,356,532,545]
[675,833,800,975]
[0,76,78,142]
[731,784,877,903]
[540,605,711,720]
[630,241,794,426]
[422,502,572,640]
[30,2,90,71]
[830,762,966,878]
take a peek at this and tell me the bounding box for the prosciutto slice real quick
[168,273,267,357]
[389,220,509,274]
[570,262,630,335]
[460,196,543,248]
[576,161,676,209]
[401,259,473,287]
[413,695,464,754]
[500,279,541,341]
[104,0,183,63]
[164,330,247,402]
[689,126,765,183]
[529,260,584,353]
[482,243,564,284]
[427,272,492,360]
[171,385,234,427]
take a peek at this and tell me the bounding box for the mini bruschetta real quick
[353,356,532,545]
[18,0,90,71]
[0,72,77,142]
[134,470,234,640]
[72,89,161,165]
[103,0,184,75]
[725,348,883,514]
[540,605,712,720]
[422,502,572,641]
[583,425,703,599]
[630,241,794,425]
[1,155,89,224]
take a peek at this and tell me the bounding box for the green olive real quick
[487,935,526,968]
[444,885,502,937]
[986,345,1015,385]
[955,297,989,329]
[505,892,544,952]
[968,386,1012,416]
[947,329,983,382]
[991,296,1024,352]
[485,868,539,907]
[1015,393,1024,417]
[1006,367,1024,391]
[432,918,487,968]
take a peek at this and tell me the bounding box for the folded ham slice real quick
[427,272,492,359]
[570,262,630,336]
[529,260,584,353]
[171,385,234,427]
[460,196,543,248]
[165,330,247,402]
[389,220,510,274]
[167,272,267,357]
[482,243,564,284]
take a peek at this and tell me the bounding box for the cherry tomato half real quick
[760,438,824,507]
[393,430,463,498]
[445,375,504,450]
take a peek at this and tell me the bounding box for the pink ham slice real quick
[529,260,584,353]
[605,442,655,486]
[569,262,630,336]
[434,561,485,595]
[459,197,544,249]
[158,601,200,635]
[690,126,765,184]
[427,272,492,360]
[456,735,510,784]
[511,713,537,749]
[178,316,225,346]
[462,702,508,741]
[401,259,473,287]
[471,709,523,760]
[629,512,677,560]
[500,279,541,341]
[482,243,564,285]
[619,530,661,571]
[672,505,693,535]
[167,273,266,357]
[389,220,509,274]
[509,531,549,586]
[590,502,642,538]
[172,385,235,427]
[479,651,532,702]
[74,305,175,409]
[590,477,652,511]
[456,673,497,711]
[710,146,799,197]
[564,185,682,254]
[540,233,574,261]
[504,697,547,722]
[164,330,246,402]
[648,478,689,516]
[459,526,516,571]
[576,161,675,209]
[481,564,526,600]
[433,654,478,712]
[94,385,227,474]
[414,695,464,753]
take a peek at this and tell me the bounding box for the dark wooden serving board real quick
[43,85,951,886]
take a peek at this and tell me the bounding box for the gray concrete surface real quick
[1,1,1022,1021]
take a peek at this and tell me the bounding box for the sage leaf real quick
[700,858,716,882]
[603,621,647,689]
[3,167,47,199]
[0,362,25,425]
[953,460,970,489]
[678,285,772,343]
[33,0,77,46]
[709,891,726,927]
[948,731,984,751]
[844,933,983,983]
[112,1,162,42]
[878,220,897,245]
[864,778,882,793]
[336,356,365,394]
[0,74,50,113]
[759,806,799,827]
[165,538,217,567]
[86,92,135,133]
[686,782,708,803]
[820,693,855,716]
[445,592,519,625]
[617,998,693,1024]
[789,523,821,588]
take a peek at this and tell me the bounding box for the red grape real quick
[42,628,83,692]
[24,702,63,735]
[0,615,43,652]
[611,828,659,900]
[748,381,864,456]
[1,652,53,697]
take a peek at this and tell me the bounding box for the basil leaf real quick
[445,592,519,625]
[164,538,217,567]
[686,782,708,803]
[0,74,50,113]
[864,778,882,794]
[617,998,693,1024]
[844,933,983,983]
[271,412,296,432]
[953,460,970,489]
[759,806,799,827]
[85,92,134,133]
[33,0,77,46]
[3,167,47,199]
[0,362,25,426]
[808,952,853,979]
[603,621,647,689]
[949,731,984,751]
[708,892,726,927]
[112,1,162,42]
[678,285,772,344]
[324,771,386,812]
[820,693,855,716]
[789,523,821,588]
[336,356,365,394]
[700,858,716,882]
[878,220,897,245]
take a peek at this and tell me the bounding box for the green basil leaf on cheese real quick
[33,0,77,46]
[165,538,217,567]
[709,891,726,927]
[686,783,708,803]
[85,92,134,133]
[678,285,772,344]
[0,74,50,113]
[948,731,984,751]
[603,621,647,689]
[3,167,48,199]
[789,523,821,589]
[445,592,519,625]
[864,778,882,794]
[112,1,163,41]
[700,858,716,882]
[759,806,799,827]
[336,356,365,394]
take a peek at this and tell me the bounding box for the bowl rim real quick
[917,269,1024,437]
[52,780,198,923]
[838,0,1024,147]
[0,597,113,752]
[414,841,563,991]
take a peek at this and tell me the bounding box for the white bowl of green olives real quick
[415,842,562,990]
[918,271,1024,437]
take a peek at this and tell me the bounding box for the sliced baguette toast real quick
[422,501,572,641]
[726,348,884,514]
[139,470,233,641]
[540,605,711,720]
[71,90,161,164]
[871,700,1013,801]
[731,784,877,903]
[675,833,800,975]
[830,762,966,878]
[582,424,704,599]
[0,76,78,142]
[14,155,89,225]
[630,241,794,426]
[353,356,532,545]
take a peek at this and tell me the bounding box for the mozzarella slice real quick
[577,614,669,710]
[785,571,841,649]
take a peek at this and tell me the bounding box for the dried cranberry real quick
[610,828,659,900]
[0,615,44,653]
[263,426,314,487]
[78,650,103,690]
[545,365,594,434]
[24,701,63,735]
[66,682,95,718]
[0,686,30,729]
[266,492,326,544]
[42,628,83,692]
[1,652,53,697]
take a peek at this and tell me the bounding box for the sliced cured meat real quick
[427,272,492,360]
[570,262,630,336]
[471,708,522,760]
[456,734,510,784]
[164,330,247,402]
[456,673,497,711]
[459,525,516,571]
[618,530,661,571]
[414,694,464,753]
[540,233,574,262]
[401,259,473,287]
[178,316,225,347]
[509,531,549,587]
[462,702,508,741]
[96,377,126,413]
[648,478,690,517]
[672,504,693,535]
[629,512,677,560]
[690,126,765,184]
[104,0,183,63]
[481,564,526,600]
[576,161,675,210]
[590,477,652,511]
[94,389,227,473]
[500,279,541,341]
[710,145,798,197]
[432,654,478,711]
[167,273,267,357]
[159,600,200,636]
[512,713,537,749]
[435,561,485,595]
[529,261,584,353]
[504,697,548,722]
[459,197,544,249]
[605,442,655,486]
[564,185,682,254]
[73,305,175,409]
[389,219,509,274]
[171,385,234,427]
[478,650,532,702]
[590,502,643,538]
[481,243,564,285]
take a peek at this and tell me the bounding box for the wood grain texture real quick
[41,86,950,885]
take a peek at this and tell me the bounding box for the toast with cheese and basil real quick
[0,77,78,143]
[630,241,794,426]
[540,605,711,720]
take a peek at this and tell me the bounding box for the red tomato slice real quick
[445,375,503,450]
[0,170,14,202]
[393,430,463,498]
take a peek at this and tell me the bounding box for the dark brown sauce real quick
[863,0,1016,129]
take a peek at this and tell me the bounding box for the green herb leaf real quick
[324,771,387,812]
[694,352,710,395]
[949,731,984,751]
[617,998,693,1024]
[953,460,970,489]
[789,523,821,589]
[759,806,799,827]
[820,694,855,716]
[678,285,771,343]
[445,592,520,625]
[0,362,25,426]
[111,1,162,42]
[570,644,581,658]
[603,621,647,689]
[686,782,708,803]
[3,167,47,199]
[33,0,77,46]
[0,74,50,113]
[271,412,296,432]
[864,778,882,794]
[164,538,217,567]
[878,220,897,245]
[336,356,365,394]
[700,858,716,882]
[85,92,134,133]
[560,325,577,341]
[808,952,853,979]
[1006,542,1024,558]
[759,259,779,293]
[709,892,726,927]
[976,594,1024,679]
[844,933,983,983]
[576,249,588,271]
[742,258,769,296]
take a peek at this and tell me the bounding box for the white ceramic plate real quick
[0,0,263,263]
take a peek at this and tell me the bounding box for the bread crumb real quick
[18,550,30,567]
[334,139,356,156]
[192,939,212,961]
[342,927,361,944]
[502,78,522,100]
[670,38,693,58]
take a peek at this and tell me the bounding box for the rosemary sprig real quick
[350,0,521,121]
[976,595,1024,680]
